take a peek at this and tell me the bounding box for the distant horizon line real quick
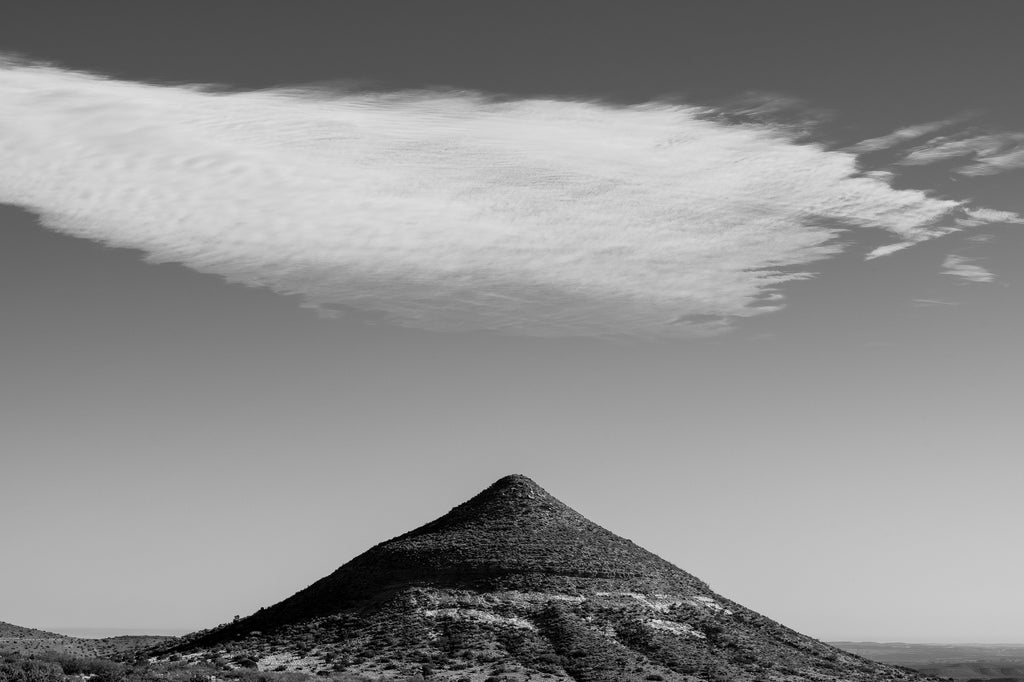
[42,627,193,639]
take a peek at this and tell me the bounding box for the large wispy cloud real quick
[0,60,1017,337]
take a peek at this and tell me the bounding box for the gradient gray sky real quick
[1,0,1022,643]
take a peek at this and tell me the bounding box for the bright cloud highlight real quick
[0,61,1016,337]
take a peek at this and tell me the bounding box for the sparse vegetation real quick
[0,654,406,682]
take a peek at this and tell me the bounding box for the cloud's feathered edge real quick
[0,59,1018,337]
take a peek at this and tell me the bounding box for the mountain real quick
[162,475,938,681]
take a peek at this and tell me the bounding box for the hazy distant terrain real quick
[53,629,192,639]
[833,642,1024,681]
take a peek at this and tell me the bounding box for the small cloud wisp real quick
[942,255,995,283]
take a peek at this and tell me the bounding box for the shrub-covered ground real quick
[0,652,379,682]
[151,586,944,682]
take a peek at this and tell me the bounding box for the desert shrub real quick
[0,657,65,682]
[47,656,125,682]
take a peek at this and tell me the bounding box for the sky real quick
[1,0,1022,643]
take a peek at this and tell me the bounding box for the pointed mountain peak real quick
[463,473,561,506]
[488,473,546,494]
[393,473,580,541]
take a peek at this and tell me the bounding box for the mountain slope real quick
[0,622,67,639]
[162,475,939,682]
[0,621,173,658]
[0,620,82,656]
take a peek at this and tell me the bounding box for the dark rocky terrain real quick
[156,475,941,681]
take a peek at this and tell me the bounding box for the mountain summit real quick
[334,473,709,593]
[165,476,934,682]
